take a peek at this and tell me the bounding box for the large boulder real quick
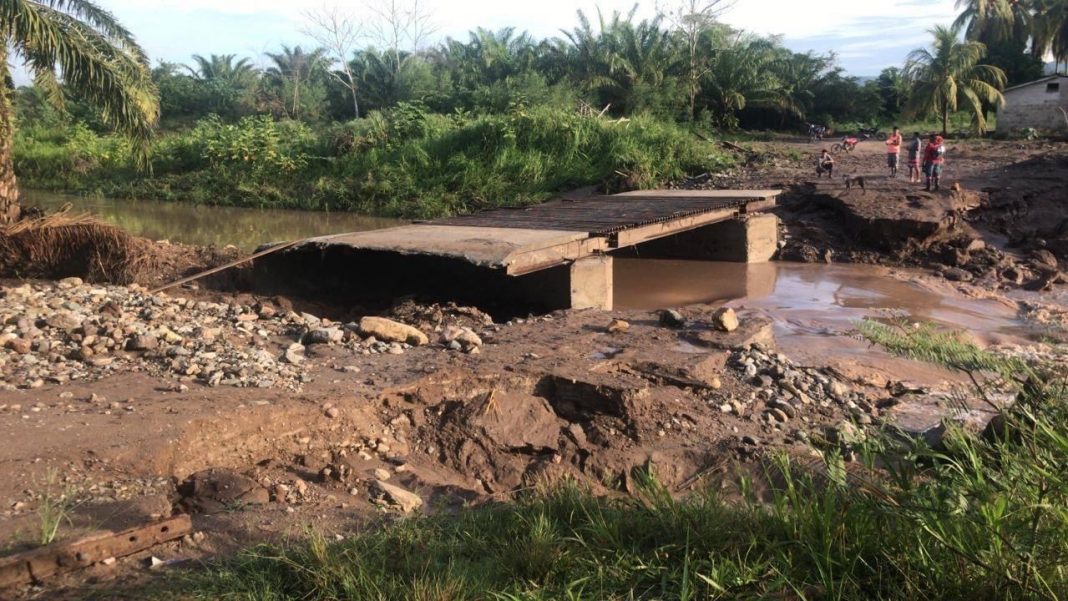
[358,317,429,346]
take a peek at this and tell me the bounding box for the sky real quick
[92,0,962,77]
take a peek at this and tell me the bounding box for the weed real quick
[36,468,75,546]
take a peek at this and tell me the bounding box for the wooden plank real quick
[612,207,739,247]
[0,515,192,589]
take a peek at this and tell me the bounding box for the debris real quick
[0,515,192,589]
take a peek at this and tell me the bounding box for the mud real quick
[711,139,1068,292]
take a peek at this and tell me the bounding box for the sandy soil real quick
[1,138,1066,599]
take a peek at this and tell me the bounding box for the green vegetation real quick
[8,1,1068,215]
[0,0,159,224]
[15,104,731,217]
[143,323,1068,600]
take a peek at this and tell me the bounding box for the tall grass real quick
[15,106,734,219]
[148,323,1068,600]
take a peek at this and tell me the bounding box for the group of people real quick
[815,127,947,191]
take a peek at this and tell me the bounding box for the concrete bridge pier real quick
[620,213,780,263]
[559,214,779,311]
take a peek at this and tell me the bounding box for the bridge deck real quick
[299,189,779,276]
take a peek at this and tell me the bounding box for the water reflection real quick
[614,259,1030,350]
[22,190,403,250]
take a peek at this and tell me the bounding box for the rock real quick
[371,480,423,513]
[712,307,740,332]
[283,343,305,365]
[1030,249,1059,271]
[46,312,83,332]
[964,239,986,253]
[659,309,686,328]
[607,319,630,334]
[126,334,159,352]
[324,406,340,419]
[683,317,775,351]
[359,317,429,346]
[940,267,973,282]
[177,468,271,514]
[440,325,482,351]
[303,327,344,345]
[5,337,31,355]
[373,468,392,481]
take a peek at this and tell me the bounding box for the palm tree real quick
[1033,0,1068,67]
[905,24,1007,134]
[186,54,258,87]
[954,0,1035,44]
[0,0,159,224]
[265,45,329,119]
[701,37,786,128]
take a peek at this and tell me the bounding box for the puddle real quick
[615,259,1037,364]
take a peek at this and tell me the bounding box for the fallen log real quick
[0,515,192,589]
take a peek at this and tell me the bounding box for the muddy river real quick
[23,190,402,250]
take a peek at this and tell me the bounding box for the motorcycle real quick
[832,135,861,153]
[807,123,827,143]
[856,126,887,141]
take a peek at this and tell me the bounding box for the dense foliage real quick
[15,104,732,217]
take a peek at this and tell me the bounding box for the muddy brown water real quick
[23,190,403,250]
[615,259,1034,362]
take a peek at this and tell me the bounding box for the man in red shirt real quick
[922,134,945,191]
[885,126,902,178]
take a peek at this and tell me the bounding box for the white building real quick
[998,75,1068,133]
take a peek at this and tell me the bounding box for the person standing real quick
[907,132,923,183]
[885,126,903,178]
[922,134,946,191]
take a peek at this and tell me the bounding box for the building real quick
[998,74,1068,133]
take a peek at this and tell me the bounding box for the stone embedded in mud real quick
[283,343,305,364]
[684,317,774,351]
[371,480,422,513]
[712,307,740,333]
[440,325,482,352]
[658,309,686,328]
[178,468,270,514]
[940,267,973,282]
[359,316,429,347]
[1030,249,1059,271]
[303,327,344,345]
[607,319,630,333]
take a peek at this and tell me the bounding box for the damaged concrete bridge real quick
[258,189,780,313]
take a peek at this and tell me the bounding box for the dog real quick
[843,175,866,190]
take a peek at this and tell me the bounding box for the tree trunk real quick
[942,109,948,136]
[0,51,20,226]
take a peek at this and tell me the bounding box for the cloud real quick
[94,0,962,75]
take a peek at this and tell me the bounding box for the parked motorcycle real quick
[856,126,887,141]
[807,123,827,143]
